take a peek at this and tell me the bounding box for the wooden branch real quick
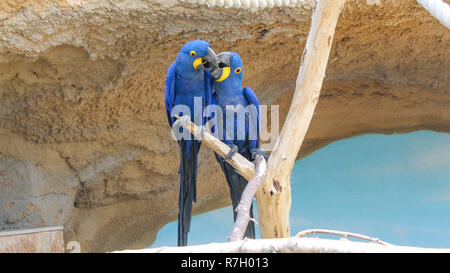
[228,154,267,242]
[0,226,64,253]
[296,229,392,246]
[255,0,345,239]
[174,115,255,181]
[114,237,450,253]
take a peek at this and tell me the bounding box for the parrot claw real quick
[251,148,269,161]
[172,115,190,133]
[224,145,238,161]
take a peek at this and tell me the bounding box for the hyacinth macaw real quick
[210,51,268,239]
[165,40,218,246]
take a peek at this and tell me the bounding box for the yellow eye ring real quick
[235,67,242,74]
[190,51,197,57]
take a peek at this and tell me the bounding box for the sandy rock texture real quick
[0,0,448,252]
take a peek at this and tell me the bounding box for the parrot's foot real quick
[251,148,269,161]
[224,145,238,161]
[172,115,190,132]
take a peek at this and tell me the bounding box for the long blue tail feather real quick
[178,140,200,246]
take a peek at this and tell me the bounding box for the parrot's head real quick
[210,51,243,86]
[176,40,218,73]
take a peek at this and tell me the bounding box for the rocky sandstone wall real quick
[0,0,448,252]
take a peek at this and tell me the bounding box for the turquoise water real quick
[151,131,450,248]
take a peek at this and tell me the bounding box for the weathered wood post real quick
[255,0,345,239]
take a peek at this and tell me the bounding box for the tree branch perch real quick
[256,0,345,240]
[174,115,256,181]
[228,154,267,242]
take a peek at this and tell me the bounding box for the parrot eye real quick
[235,67,242,74]
[190,51,197,57]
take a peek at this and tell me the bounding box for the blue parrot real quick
[165,40,218,246]
[210,52,268,239]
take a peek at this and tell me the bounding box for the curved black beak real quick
[210,52,233,81]
[197,47,218,72]
[210,67,222,80]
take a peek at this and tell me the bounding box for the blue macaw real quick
[210,51,268,239]
[165,40,218,246]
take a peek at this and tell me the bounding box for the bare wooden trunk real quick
[255,0,346,239]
